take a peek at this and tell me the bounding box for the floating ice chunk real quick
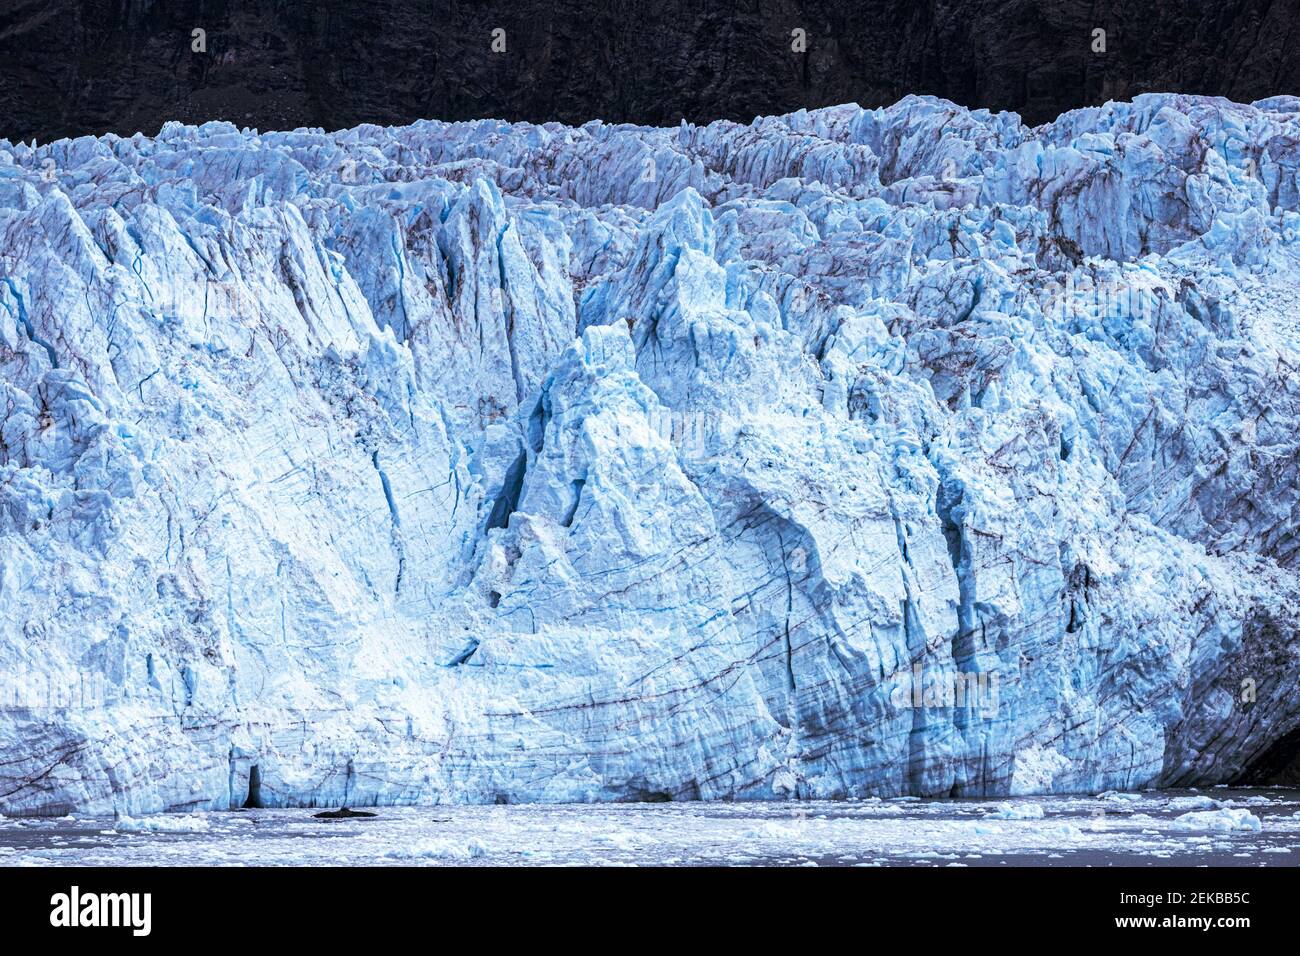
[114,814,210,833]
[383,838,488,861]
[593,831,644,850]
[1049,822,1085,840]
[1171,809,1263,832]
[1167,795,1222,812]
[987,802,1046,820]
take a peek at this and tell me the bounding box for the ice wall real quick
[1,93,1298,813]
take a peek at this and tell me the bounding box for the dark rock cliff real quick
[2,0,1297,142]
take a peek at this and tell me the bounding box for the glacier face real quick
[1,93,1299,814]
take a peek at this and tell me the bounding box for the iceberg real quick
[1,94,1298,814]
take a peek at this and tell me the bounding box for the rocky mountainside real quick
[1,92,1299,814]
[2,1,1299,142]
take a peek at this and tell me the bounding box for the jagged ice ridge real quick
[2,94,1300,814]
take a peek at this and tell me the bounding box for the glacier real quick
[1,93,1299,814]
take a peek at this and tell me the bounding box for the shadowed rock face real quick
[0,91,1298,814]
[2,0,1299,142]
[1236,727,1300,786]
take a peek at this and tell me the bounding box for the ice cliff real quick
[2,94,1299,814]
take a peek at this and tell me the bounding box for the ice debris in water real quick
[1,93,1300,814]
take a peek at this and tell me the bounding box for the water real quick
[3,788,1298,866]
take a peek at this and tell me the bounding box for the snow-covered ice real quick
[1,93,1300,813]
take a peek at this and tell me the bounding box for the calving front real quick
[1,93,1298,813]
